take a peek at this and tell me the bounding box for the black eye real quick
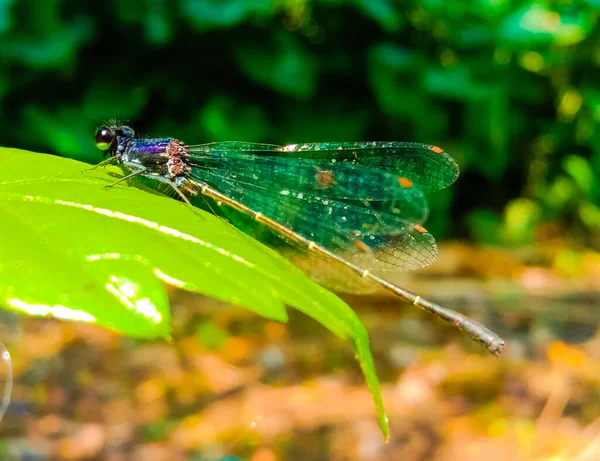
[94,127,114,151]
[115,126,134,139]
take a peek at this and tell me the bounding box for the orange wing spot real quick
[413,224,428,234]
[430,145,444,154]
[398,177,413,188]
[354,240,370,253]
[316,169,335,188]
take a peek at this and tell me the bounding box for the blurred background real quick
[1,0,600,460]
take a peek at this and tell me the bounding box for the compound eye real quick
[116,126,134,139]
[94,127,114,151]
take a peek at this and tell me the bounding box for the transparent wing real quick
[187,147,430,224]
[189,140,459,193]
[187,146,428,202]
[188,169,438,273]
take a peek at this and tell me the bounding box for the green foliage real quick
[234,30,319,99]
[195,321,229,350]
[1,0,597,248]
[0,147,389,438]
[182,0,273,31]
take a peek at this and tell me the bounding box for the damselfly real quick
[93,125,505,356]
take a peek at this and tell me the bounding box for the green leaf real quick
[235,31,318,99]
[367,42,447,138]
[198,94,269,142]
[353,0,403,33]
[0,148,388,439]
[499,4,593,47]
[466,208,503,246]
[502,198,541,246]
[0,14,93,69]
[114,0,173,43]
[0,0,12,34]
[278,101,370,143]
[368,42,422,118]
[195,321,229,350]
[181,0,272,31]
[563,155,594,195]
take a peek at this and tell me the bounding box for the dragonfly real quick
[93,125,505,356]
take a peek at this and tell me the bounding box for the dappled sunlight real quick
[6,298,96,324]
[105,276,162,325]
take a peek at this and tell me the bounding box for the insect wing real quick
[191,141,459,193]
[188,168,437,273]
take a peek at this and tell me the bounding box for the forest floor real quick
[1,242,599,461]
